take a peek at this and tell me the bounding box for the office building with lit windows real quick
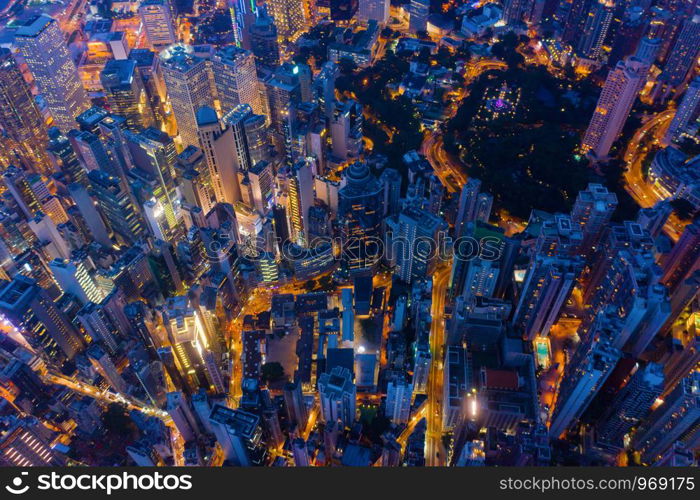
[14,15,91,133]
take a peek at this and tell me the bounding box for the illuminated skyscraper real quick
[512,254,582,340]
[632,371,700,464]
[248,6,281,68]
[212,46,264,116]
[159,44,215,148]
[287,159,315,246]
[570,183,618,256]
[125,127,180,239]
[596,362,664,448]
[49,257,104,306]
[101,59,153,131]
[582,57,648,159]
[138,0,177,50]
[549,313,621,437]
[442,345,473,429]
[196,106,243,206]
[661,220,700,293]
[264,64,302,151]
[48,128,87,185]
[576,0,615,61]
[584,244,669,357]
[314,61,339,122]
[665,76,700,144]
[653,9,700,102]
[88,169,145,245]
[386,377,413,424]
[0,275,85,363]
[318,366,356,427]
[209,405,266,466]
[390,206,447,284]
[408,0,430,33]
[14,15,91,133]
[0,49,50,174]
[330,99,363,161]
[454,178,482,240]
[337,161,384,271]
[67,182,113,247]
[283,381,309,429]
[268,0,306,40]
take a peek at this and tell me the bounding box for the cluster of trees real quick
[445,64,602,218]
[336,51,424,178]
[294,22,336,67]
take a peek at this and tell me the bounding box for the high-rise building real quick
[380,168,402,217]
[386,377,413,424]
[661,221,700,293]
[287,159,315,246]
[221,104,257,177]
[2,165,44,220]
[159,44,215,148]
[0,48,50,173]
[653,10,700,101]
[248,7,281,68]
[442,345,473,429]
[0,275,85,362]
[138,0,177,50]
[125,127,180,240]
[408,0,430,33]
[512,254,582,340]
[28,211,71,260]
[49,257,104,305]
[576,0,615,61]
[635,36,662,66]
[596,363,664,448]
[585,243,669,356]
[570,183,618,256]
[318,366,356,427]
[549,314,621,437]
[337,161,384,271]
[67,182,112,247]
[48,128,87,185]
[166,391,200,441]
[454,178,482,240]
[100,59,153,131]
[582,57,648,159]
[314,61,339,123]
[560,0,592,44]
[665,76,700,144]
[264,64,302,151]
[292,437,310,466]
[358,0,390,24]
[76,300,122,354]
[88,169,145,245]
[330,99,363,161]
[209,404,266,466]
[283,381,309,429]
[211,46,264,116]
[389,206,447,284]
[632,371,700,464]
[196,106,242,206]
[583,221,654,304]
[268,0,306,40]
[14,15,91,132]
